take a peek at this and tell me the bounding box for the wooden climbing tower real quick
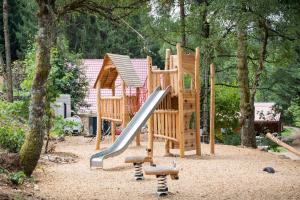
[147,43,201,158]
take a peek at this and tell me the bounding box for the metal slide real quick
[90,86,170,168]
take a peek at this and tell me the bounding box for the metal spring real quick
[134,163,144,180]
[157,175,168,196]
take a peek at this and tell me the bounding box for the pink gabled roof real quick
[79,58,147,114]
[254,102,281,122]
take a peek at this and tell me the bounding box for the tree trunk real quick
[0,53,6,90]
[236,23,256,148]
[19,0,54,176]
[179,0,186,47]
[3,0,13,102]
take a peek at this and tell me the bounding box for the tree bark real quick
[236,23,256,148]
[179,0,186,47]
[251,19,268,104]
[19,0,54,176]
[0,53,6,89]
[3,0,13,102]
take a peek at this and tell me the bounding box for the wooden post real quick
[266,133,300,157]
[111,82,116,142]
[195,47,201,156]
[177,43,185,158]
[122,81,127,128]
[95,81,102,150]
[209,63,215,154]
[147,56,154,157]
[164,49,171,155]
[135,87,141,146]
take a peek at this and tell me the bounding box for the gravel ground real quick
[34,136,300,200]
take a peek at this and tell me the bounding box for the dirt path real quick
[33,136,300,200]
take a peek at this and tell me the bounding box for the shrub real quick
[0,101,27,153]
[222,129,241,146]
[50,116,80,138]
[0,127,25,153]
[8,171,26,185]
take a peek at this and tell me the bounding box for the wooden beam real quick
[147,56,154,157]
[177,43,185,158]
[111,82,116,142]
[122,81,127,128]
[266,133,300,157]
[101,117,122,122]
[164,49,171,155]
[135,87,141,146]
[195,47,201,156]
[154,134,179,143]
[151,68,178,74]
[210,63,215,155]
[95,81,102,150]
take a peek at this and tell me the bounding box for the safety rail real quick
[153,110,179,142]
[151,67,178,96]
[100,96,123,122]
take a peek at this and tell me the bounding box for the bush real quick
[0,127,25,153]
[50,116,80,138]
[0,101,27,153]
[9,171,26,185]
[222,129,241,146]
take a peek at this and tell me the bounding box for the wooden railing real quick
[100,96,122,122]
[151,67,178,96]
[153,110,179,142]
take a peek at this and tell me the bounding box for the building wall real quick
[51,94,71,118]
[79,114,90,135]
[254,121,282,134]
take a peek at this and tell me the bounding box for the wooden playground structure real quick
[147,43,202,158]
[93,43,216,157]
[93,53,144,150]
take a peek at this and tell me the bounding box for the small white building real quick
[51,94,71,118]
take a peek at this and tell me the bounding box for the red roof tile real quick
[79,59,147,114]
[254,102,281,122]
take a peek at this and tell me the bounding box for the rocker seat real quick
[125,156,153,181]
[144,166,179,176]
[125,156,152,164]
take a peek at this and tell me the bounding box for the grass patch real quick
[270,146,287,153]
[281,128,293,137]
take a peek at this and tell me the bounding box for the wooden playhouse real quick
[93,53,144,150]
[147,44,201,158]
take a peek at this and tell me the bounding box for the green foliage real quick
[0,127,25,153]
[50,116,80,138]
[215,86,240,129]
[280,128,293,137]
[287,99,300,127]
[0,167,27,185]
[222,129,241,146]
[22,38,88,110]
[0,101,27,153]
[8,171,26,185]
[0,167,9,174]
[0,0,37,59]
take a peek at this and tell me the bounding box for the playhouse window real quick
[184,74,192,89]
